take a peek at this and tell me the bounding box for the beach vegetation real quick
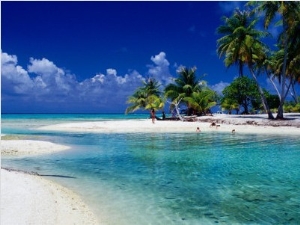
[164,66,215,116]
[184,88,218,115]
[249,1,300,119]
[126,1,300,119]
[125,78,164,114]
[216,8,275,119]
[284,100,300,113]
[221,76,262,114]
[164,66,202,102]
[220,98,239,114]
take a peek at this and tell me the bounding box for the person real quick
[209,122,216,127]
[210,122,220,129]
[196,127,201,132]
[162,111,166,120]
[232,129,235,134]
[151,109,155,124]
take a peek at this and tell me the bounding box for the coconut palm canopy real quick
[125,1,300,117]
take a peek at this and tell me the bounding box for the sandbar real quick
[1,139,70,156]
[37,113,300,135]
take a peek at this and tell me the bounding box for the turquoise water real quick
[2,114,300,224]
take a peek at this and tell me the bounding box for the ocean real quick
[1,114,300,224]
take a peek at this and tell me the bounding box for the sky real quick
[2,1,268,113]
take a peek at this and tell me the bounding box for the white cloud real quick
[210,81,230,95]
[2,51,171,112]
[1,52,33,94]
[28,57,60,75]
[147,52,172,84]
[1,50,148,110]
[150,52,169,67]
[1,52,18,65]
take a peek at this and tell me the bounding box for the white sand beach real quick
[1,169,99,225]
[37,113,300,135]
[1,140,70,156]
[1,140,100,225]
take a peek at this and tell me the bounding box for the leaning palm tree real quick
[125,89,148,114]
[217,9,274,119]
[249,1,300,119]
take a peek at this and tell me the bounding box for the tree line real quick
[126,1,300,119]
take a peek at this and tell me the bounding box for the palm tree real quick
[249,1,300,119]
[164,66,204,114]
[125,78,164,114]
[284,16,300,104]
[217,9,255,76]
[184,89,217,115]
[217,9,274,119]
[221,99,239,114]
[145,95,165,111]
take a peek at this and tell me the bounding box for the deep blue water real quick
[1,114,300,225]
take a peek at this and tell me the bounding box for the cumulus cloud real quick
[210,81,230,95]
[1,52,155,112]
[147,52,172,85]
[1,52,33,95]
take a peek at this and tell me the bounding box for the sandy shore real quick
[37,113,300,135]
[1,140,100,225]
[1,140,70,156]
[1,169,99,225]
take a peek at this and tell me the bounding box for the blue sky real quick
[2,1,263,113]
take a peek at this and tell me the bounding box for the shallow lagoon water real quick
[2,114,300,224]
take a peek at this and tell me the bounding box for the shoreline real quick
[37,113,300,135]
[1,140,101,225]
[1,139,70,156]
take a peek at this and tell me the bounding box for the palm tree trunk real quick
[291,81,299,103]
[243,99,249,114]
[169,98,184,121]
[277,79,293,118]
[250,68,274,119]
[276,22,289,119]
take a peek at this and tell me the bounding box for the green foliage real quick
[249,1,300,119]
[221,76,262,114]
[221,98,239,114]
[217,9,269,76]
[184,89,218,115]
[265,93,280,110]
[284,101,300,113]
[164,66,202,102]
[125,79,164,114]
[164,67,216,115]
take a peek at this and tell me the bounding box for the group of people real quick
[196,125,235,134]
[150,110,236,134]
